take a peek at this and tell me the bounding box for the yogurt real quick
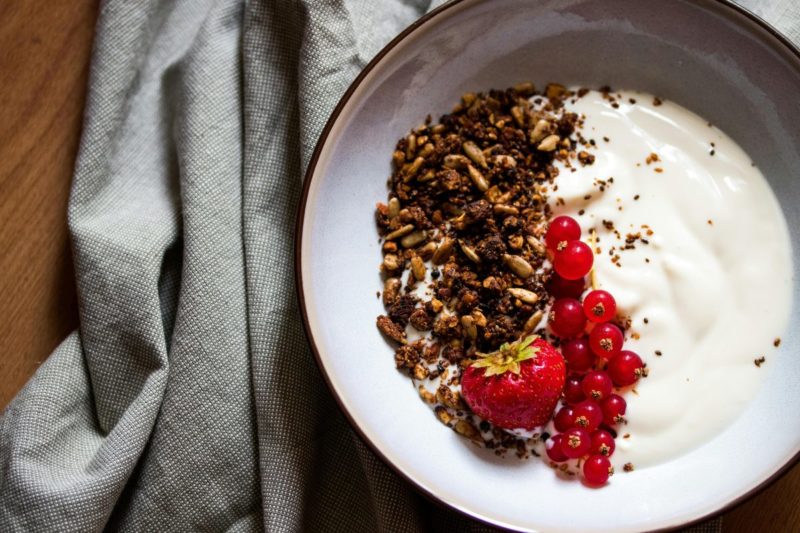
[549,90,793,468]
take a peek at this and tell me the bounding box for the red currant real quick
[572,400,603,432]
[547,273,586,299]
[545,215,581,251]
[564,376,586,404]
[546,434,569,462]
[589,322,624,359]
[583,454,613,485]
[591,430,616,457]
[600,394,627,426]
[560,427,591,459]
[554,241,594,280]
[554,406,574,432]
[549,298,587,338]
[582,290,617,323]
[561,337,594,373]
[608,350,644,387]
[581,370,613,401]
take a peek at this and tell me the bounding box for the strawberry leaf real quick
[517,336,535,351]
[471,335,540,377]
[472,357,498,369]
[517,346,539,362]
[483,365,504,377]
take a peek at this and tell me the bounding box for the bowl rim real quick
[294,0,800,530]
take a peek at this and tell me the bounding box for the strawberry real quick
[461,335,566,431]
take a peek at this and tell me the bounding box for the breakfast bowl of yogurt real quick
[295,0,800,531]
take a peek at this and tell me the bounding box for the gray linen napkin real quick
[0,1,795,531]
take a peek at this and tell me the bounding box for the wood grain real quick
[722,464,800,532]
[0,1,799,530]
[0,1,98,408]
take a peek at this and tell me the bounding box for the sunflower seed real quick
[503,254,533,278]
[462,141,488,169]
[524,311,544,333]
[460,241,481,263]
[417,241,437,261]
[471,309,487,327]
[385,224,414,240]
[404,156,425,180]
[387,197,400,218]
[451,213,466,229]
[507,287,539,304]
[392,150,405,168]
[526,235,547,256]
[492,154,517,168]
[418,169,436,182]
[461,315,477,339]
[410,256,426,281]
[513,81,536,95]
[418,142,434,158]
[467,165,489,192]
[496,191,513,204]
[405,133,417,160]
[530,119,550,143]
[443,154,470,169]
[383,278,401,306]
[432,238,455,264]
[493,204,519,216]
[401,230,428,248]
[510,106,525,127]
[537,134,560,152]
[482,144,501,157]
[431,123,446,134]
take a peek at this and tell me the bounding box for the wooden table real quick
[0,2,797,531]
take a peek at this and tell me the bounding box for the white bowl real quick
[296,1,800,530]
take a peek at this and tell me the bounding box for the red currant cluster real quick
[542,216,645,486]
